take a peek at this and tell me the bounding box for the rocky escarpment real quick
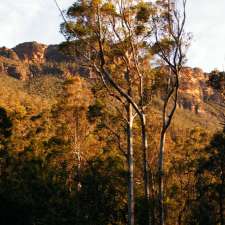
[0,54,29,80]
[178,67,222,114]
[0,42,77,80]
[0,47,19,61]
[0,41,223,115]
[13,42,47,63]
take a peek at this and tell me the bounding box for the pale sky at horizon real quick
[0,0,225,72]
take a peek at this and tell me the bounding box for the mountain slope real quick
[0,41,223,131]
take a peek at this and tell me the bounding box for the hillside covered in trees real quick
[0,1,225,225]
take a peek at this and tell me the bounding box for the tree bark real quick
[127,103,135,225]
[219,172,225,225]
[141,113,151,225]
[159,129,166,225]
[75,112,81,222]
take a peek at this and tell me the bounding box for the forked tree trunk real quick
[127,103,135,225]
[158,72,179,225]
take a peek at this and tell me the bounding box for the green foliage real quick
[136,2,155,23]
[208,70,225,92]
[76,154,127,225]
[0,107,12,139]
[0,69,223,224]
[192,129,225,225]
[0,1,222,223]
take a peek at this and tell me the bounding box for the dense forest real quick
[0,0,225,225]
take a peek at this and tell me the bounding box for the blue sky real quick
[0,0,225,72]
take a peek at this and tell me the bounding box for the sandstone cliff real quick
[178,67,222,114]
[0,42,223,116]
[13,42,47,63]
[0,42,76,80]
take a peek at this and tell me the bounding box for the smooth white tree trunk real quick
[141,113,151,225]
[127,103,135,225]
[159,130,166,225]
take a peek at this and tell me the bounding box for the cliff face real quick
[0,42,223,114]
[0,42,76,80]
[13,42,47,63]
[178,67,222,114]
